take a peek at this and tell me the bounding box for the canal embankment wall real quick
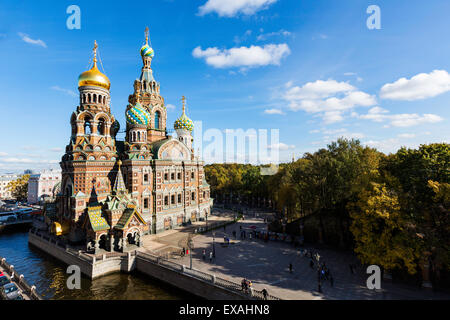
[28,229,280,300]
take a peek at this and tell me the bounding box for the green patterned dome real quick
[174,110,194,132]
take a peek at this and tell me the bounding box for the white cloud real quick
[49,148,63,152]
[380,70,450,101]
[0,152,7,157]
[364,138,401,154]
[284,80,356,101]
[323,111,344,124]
[198,0,277,17]
[193,44,290,69]
[18,32,47,48]
[282,79,376,124]
[257,29,291,41]
[51,86,77,97]
[398,133,416,139]
[234,30,252,44]
[165,104,176,110]
[268,143,295,151]
[312,34,328,40]
[264,108,285,115]
[359,109,444,127]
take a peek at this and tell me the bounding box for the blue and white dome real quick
[140,44,155,58]
[126,103,151,126]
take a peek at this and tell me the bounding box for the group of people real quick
[241,278,253,294]
[202,249,214,263]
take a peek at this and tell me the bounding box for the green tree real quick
[7,174,30,201]
[348,182,419,274]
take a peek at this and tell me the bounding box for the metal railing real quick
[0,256,43,300]
[135,251,281,300]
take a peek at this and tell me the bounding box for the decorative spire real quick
[113,160,127,194]
[145,27,149,44]
[93,40,98,66]
[181,96,186,114]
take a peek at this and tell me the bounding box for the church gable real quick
[114,206,146,230]
[155,139,190,160]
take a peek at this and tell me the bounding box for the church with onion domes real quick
[49,28,212,253]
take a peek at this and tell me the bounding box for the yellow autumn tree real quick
[348,182,419,274]
[6,174,30,201]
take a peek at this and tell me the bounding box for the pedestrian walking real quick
[202,249,206,261]
[262,288,268,300]
[209,251,213,263]
[182,247,186,256]
[289,263,293,273]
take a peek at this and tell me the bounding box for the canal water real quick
[0,228,190,300]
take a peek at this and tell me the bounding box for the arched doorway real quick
[98,234,107,250]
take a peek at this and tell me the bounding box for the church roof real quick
[113,161,127,193]
[86,206,110,232]
[114,206,146,230]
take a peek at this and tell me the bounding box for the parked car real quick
[0,276,10,287]
[1,283,21,300]
[13,294,24,300]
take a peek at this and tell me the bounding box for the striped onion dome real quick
[126,103,151,126]
[140,43,155,58]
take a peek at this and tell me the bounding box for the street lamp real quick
[188,236,193,269]
[212,232,216,258]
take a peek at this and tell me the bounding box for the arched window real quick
[97,119,105,135]
[93,94,97,103]
[138,131,141,141]
[155,111,161,129]
[132,132,136,142]
[84,120,92,135]
[103,96,106,104]
[88,94,91,103]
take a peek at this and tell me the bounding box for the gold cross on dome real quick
[145,27,149,43]
[93,40,98,63]
[181,96,186,113]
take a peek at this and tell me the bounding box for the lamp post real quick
[212,232,216,258]
[188,236,193,269]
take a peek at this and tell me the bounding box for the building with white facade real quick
[0,174,21,199]
[27,169,62,204]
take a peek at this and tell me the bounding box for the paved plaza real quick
[140,208,449,300]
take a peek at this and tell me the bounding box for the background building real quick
[0,174,21,199]
[27,169,62,204]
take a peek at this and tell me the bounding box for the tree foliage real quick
[6,174,30,201]
[204,140,449,279]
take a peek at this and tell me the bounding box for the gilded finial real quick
[93,40,98,64]
[117,159,122,168]
[145,27,149,44]
[181,96,186,114]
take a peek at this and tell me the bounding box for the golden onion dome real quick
[78,41,110,90]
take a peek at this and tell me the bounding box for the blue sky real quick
[0,0,449,173]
